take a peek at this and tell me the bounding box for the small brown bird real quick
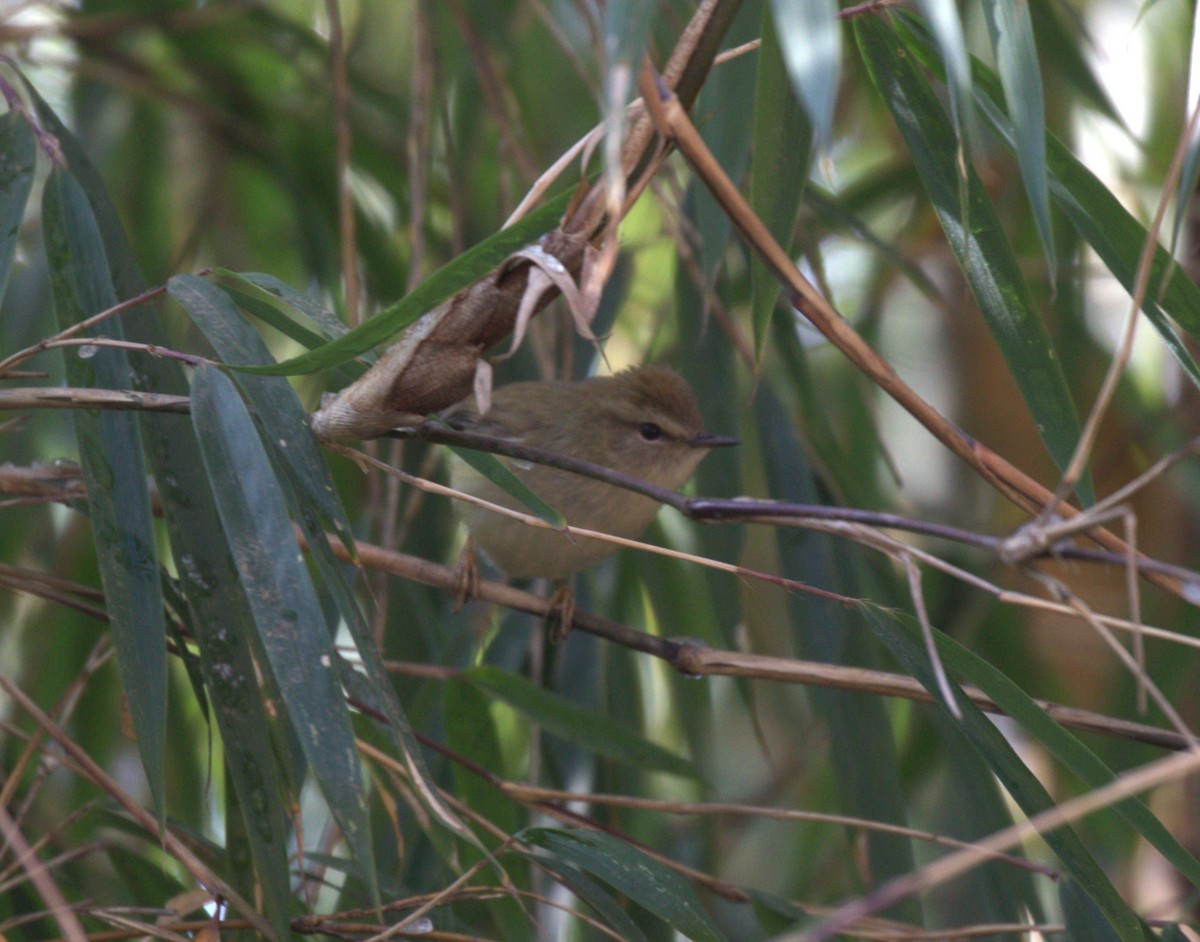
[446,365,736,583]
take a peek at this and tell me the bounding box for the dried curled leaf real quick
[311,228,589,441]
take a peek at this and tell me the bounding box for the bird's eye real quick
[639,422,663,441]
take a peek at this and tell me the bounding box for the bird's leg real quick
[545,580,576,642]
[452,538,481,612]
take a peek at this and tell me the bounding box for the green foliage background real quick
[2,0,1199,939]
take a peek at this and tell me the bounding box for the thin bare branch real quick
[0,278,181,377]
[0,801,86,942]
[0,674,274,937]
[0,387,191,414]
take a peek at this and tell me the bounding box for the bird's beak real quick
[689,432,739,449]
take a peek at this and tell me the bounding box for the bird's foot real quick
[452,540,481,612]
[545,581,576,642]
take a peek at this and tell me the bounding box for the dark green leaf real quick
[751,7,813,357]
[0,109,35,304]
[982,0,1055,280]
[900,17,1200,389]
[191,364,375,892]
[1060,876,1130,942]
[168,274,356,553]
[42,167,167,817]
[466,666,697,778]
[530,852,650,942]
[690,0,762,281]
[929,626,1200,895]
[857,15,1085,492]
[858,605,1151,942]
[174,274,471,868]
[524,828,726,942]
[768,0,839,151]
[757,388,921,910]
[24,75,295,938]
[447,442,566,530]
[444,680,521,835]
[231,271,357,345]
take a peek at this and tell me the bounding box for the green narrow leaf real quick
[172,274,474,862]
[466,667,698,779]
[899,18,1200,388]
[0,109,35,304]
[236,185,578,375]
[770,285,880,509]
[856,14,1087,496]
[189,584,294,940]
[858,606,1152,942]
[982,0,1055,281]
[914,0,972,138]
[523,829,726,942]
[1027,0,1123,127]
[751,6,813,357]
[212,272,370,385]
[444,680,520,830]
[230,271,357,344]
[768,0,839,152]
[168,274,356,552]
[222,282,339,347]
[929,626,1200,895]
[190,364,376,893]
[1059,877,1127,942]
[447,442,567,529]
[21,74,295,938]
[42,167,167,817]
[529,852,650,942]
[690,0,762,281]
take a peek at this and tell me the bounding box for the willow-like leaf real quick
[43,168,167,818]
[467,667,697,778]
[751,6,813,358]
[857,14,1086,493]
[191,364,376,895]
[899,16,1200,389]
[523,828,726,942]
[859,605,1151,942]
[0,109,35,304]
[768,0,839,151]
[982,0,1055,281]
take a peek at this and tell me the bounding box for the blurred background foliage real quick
[2,0,1200,939]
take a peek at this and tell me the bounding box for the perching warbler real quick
[445,365,736,581]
